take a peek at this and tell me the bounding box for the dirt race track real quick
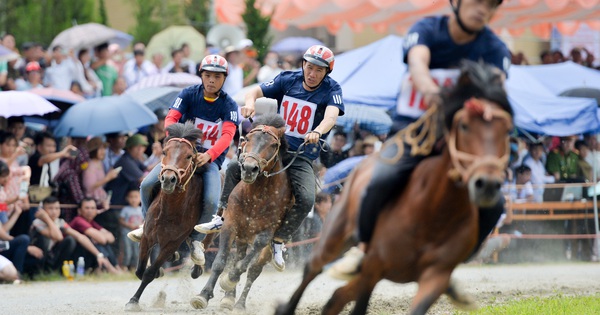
[1,263,599,314]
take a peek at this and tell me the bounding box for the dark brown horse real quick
[125,122,205,311]
[190,114,294,312]
[276,62,514,315]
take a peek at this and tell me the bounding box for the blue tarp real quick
[332,35,600,136]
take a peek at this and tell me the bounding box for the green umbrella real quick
[146,25,206,67]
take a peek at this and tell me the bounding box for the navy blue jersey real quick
[403,16,510,74]
[170,84,240,167]
[260,70,344,160]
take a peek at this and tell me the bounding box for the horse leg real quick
[274,262,322,315]
[233,247,270,311]
[219,242,247,292]
[445,278,477,311]
[409,268,452,315]
[190,229,234,309]
[221,233,270,291]
[220,287,236,311]
[125,242,178,311]
[134,237,152,280]
[321,264,381,315]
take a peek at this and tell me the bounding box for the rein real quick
[159,137,198,191]
[446,98,513,183]
[239,125,282,177]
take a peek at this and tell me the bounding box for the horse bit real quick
[159,137,198,191]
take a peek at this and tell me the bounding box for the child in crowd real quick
[510,165,534,203]
[119,189,143,270]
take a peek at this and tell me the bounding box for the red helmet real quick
[303,45,335,73]
[199,54,228,75]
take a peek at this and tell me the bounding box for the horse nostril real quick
[494,181,502,190]
[170,176,176,184]
[475,178,484,189]
[252,165,259,173]
[160,175,165,182]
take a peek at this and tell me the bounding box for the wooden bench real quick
[506,201,597,221]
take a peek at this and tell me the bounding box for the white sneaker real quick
[127,225,144,242]
[326,246,364,281]
[271,241,286,272]
[194,215,224,234]
[190,241,205,266]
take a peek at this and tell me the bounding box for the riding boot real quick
[471,196,505,257]
[219,162,242,211]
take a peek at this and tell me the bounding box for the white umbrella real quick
[0,91,60,118]
[125,73,202,92]
[49,23,133,51]
[233,83,277,115]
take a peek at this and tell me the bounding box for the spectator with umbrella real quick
[15,61,44,91]
[44,46,77,91]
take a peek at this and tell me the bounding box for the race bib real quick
[194,118,223,150]
[280,95,317,138]
[396,69,460,118]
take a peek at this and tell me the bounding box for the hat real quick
[25,61,41,72]
[362,135,378,147]
[86,137,107,152]
[125,134,149,149]
[224,46,239,55]
[237,39,254,50]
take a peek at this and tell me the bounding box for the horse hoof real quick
[232,304,246,315]
[447,280,478,311]
[220,295,235,311]
[190,295,208,309]
[156,267,164,279]
[124,302,141,312]
[191,265,203,279]
[219,273,238,292]
[172,251,180,261]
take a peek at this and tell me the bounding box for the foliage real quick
[0,0,96,47]
[242,0,272,62]
[454,294,600,315]
[184,0,212,36]
[129,0,186,45]
[98,0,109,26]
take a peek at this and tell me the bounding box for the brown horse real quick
[125,122,205,311]
[190,114,294,312]
[276,61,514,315]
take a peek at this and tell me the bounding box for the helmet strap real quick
[451,0,478,35]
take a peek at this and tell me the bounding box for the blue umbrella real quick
[125,86,182,111]
[322,156,366,194]
[53,95,158,137]
[271,37,324,54]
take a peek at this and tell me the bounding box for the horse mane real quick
[165,121,203,143]
[251,113,288,153]
[440,60,514,130]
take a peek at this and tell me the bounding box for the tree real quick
[98,0,109,26]
[129,0,162,45]
[184,0,211,36]
[1,0,96,47]
[242,0,272,62]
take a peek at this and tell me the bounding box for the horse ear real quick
[276,126,286,138]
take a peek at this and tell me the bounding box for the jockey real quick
[127,55,240,268]
[327,0,511,279]
[195,45,344,271]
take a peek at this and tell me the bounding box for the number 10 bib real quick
[396,69,460,118]
[280,95,317,138]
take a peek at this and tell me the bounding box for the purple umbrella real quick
[271,37,324,54]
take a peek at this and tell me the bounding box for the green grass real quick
[28,270,139,282]
[455,295,600,315]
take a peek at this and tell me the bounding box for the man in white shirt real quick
[44,46,77,90]
[257,51,283,83]
[523,142,555,202]
[221,46,243,96]
[123,50,158,87]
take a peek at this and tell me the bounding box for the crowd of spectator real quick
[511,46,598,69]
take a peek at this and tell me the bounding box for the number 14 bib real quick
[194,118,223,150]
[396,69,460,118]
[280,95,317,138]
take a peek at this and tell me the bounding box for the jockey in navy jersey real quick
[196,45,344,271]
[128,55,239,269]
[328,0,511,280]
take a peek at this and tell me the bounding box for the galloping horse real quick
[191,114,294,312]
[276,61,514,315]
[126,122,205,311]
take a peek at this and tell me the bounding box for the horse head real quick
[442,61,514,207]
[159,122,202,194]
[238,114,287,183]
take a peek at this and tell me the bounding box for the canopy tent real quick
[216,0,600,36]
[329,35,600,136]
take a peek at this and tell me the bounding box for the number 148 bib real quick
[280,95,317,138]
[396,69,459,118]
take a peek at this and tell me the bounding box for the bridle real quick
[158,137,198,191]
[238,125,281,177]
[446,98,513,183]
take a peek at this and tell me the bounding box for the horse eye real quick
[186,155,193,160]
[459,122,469,132]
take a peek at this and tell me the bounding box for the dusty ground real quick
[1,263,599,314]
